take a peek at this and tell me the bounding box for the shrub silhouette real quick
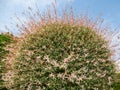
[3,2,116,90]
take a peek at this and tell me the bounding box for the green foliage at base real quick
[0,33,13,89]
[11,24,115,90]
[113,73,120,90]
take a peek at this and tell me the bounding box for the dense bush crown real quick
[9,23,115,90]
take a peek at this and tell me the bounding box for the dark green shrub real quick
[0,33,13,89]
[8,23,115,90]
[0,33,12,58]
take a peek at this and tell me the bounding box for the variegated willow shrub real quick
[3,2,116,90]
[7,23,115,90]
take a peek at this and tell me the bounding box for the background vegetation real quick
[0,33,13,89]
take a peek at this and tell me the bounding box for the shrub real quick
[4,2,116,90]
[5,22,114,90]
[0,33,13,89]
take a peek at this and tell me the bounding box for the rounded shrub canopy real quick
[2,1,116,90]
[11,23,115,90]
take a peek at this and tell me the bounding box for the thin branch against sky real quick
[0,0,120,33]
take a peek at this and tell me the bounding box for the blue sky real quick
[0,0,120,60]
[0,0,120,33]
[72,0,120,29]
